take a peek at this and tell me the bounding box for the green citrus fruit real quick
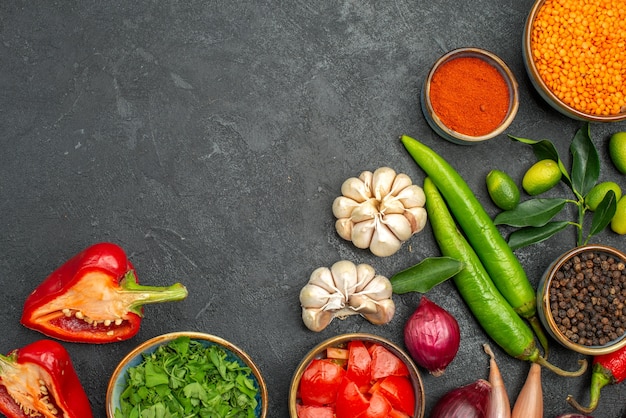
[585,181,623,211]
[522,159,562,196]
[486,169,520,210]
[611,196,626,235]
[609,132,626,174]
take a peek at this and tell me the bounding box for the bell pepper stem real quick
[528,316,550,357]
[119,271,188,316]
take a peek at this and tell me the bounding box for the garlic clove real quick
[308,267,338,293]
[302,307,335,332]
[354,263,376,292]
[404,206,428,234]
[335,218,354,241]
[330,260,358,298]
[372,167,397,201]
[348,294,379,314]
[356,275,394,301]
[332,196,360,218]
[341,177,371,203]
[299,284,331,309]
[350,199,378,223]
[351,219,376,249]
[381,213,413,242]
[362,298,395,325]
[390,173,414,196]
[379,197,406,215]
[358,170,374,193]
[369,223,402,257]
[396,184,426,209]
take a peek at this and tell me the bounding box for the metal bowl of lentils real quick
[537,244,626,355]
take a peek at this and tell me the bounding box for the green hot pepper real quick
[423,178,585,376]
[401,135,549,353]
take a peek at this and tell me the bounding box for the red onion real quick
[403,296,460,376]
[430,379,492,418]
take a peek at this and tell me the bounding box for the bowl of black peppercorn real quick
[537,244,626,355]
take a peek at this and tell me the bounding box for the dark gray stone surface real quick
[1,1,625,417]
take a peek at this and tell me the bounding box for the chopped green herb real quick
[114,336,259,418]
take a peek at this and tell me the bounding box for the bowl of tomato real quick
[289,333,425,418]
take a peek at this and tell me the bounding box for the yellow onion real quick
[403,296,460,376]
[430,379,491,418]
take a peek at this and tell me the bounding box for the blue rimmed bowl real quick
[106,331,268,418]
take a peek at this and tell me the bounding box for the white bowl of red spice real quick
[537,244,626,356]
[524,0,626,122]
[421,47,519,145]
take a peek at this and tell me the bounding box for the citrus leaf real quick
[507,221,571,250]
[390,256,465,294]
[493,198,568,227]
[570,123,600,197]
[587,190,618,240]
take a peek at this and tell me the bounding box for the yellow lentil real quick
[531,0,626,116]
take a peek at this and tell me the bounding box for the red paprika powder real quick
[429,56,510,137]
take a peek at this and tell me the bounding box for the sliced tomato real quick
[299,359,346,406]
[335,377,370,418]
[296,403,335,418]
[378,375,415,416]
[346,340,372,389]
[388,408,411,418]
[369,344,409,380]
[363,390,393,418]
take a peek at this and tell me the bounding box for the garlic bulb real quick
[332,167,427,257]
[300,260,395,332]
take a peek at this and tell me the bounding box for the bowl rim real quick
[288,332,426,418]
[422,46,520,144]
[523,0,626,122]
[105,331,269,418]
[539,244,626,355]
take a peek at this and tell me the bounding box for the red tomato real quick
[299,359,346,405]
[296,403,335,418]
[379,375,415,416]
[346,340,372,389]
[335,377,370,418]
[388,408,411,418]
[363,390,392,418]
[369,344,409,380]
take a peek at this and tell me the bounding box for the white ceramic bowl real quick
[106,331,269,418]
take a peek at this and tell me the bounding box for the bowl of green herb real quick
[106,331,268,418]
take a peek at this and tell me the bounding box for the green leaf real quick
[570,123,600,197]
[390,256,465,294]
[493,198,568,227]
[509,135,572,187]
[145,362,169,388]
[587,190,618,240]
[507,221,571,250]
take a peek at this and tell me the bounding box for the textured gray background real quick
[1,1,625,417]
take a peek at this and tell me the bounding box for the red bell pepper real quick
[0,339,93,418]
[567,344,626,413]
[20,242,188,343]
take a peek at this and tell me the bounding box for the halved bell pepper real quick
[20,242,188,344]
[0,339,93,418]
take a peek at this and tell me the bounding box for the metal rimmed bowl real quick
[106,331,269,418]
[421,47,519,145]
[523,0,626,122]
[289,333,425,418]
[537,245,626,356]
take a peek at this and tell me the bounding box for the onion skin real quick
[512,362,542,418]
[403,296,460,377]
[484,344,511,418]
[430,379,491,418]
